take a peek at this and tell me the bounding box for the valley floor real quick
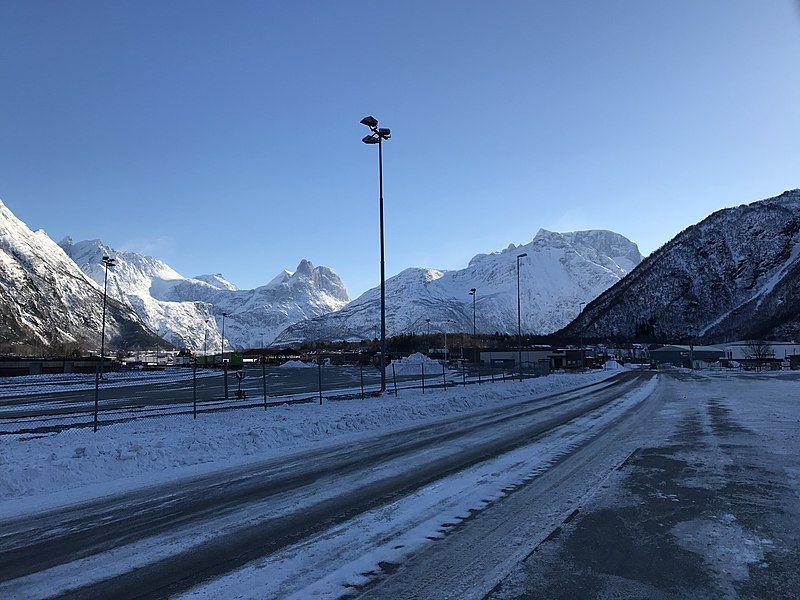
[0,368,797,599]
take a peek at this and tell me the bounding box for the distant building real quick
[0,357,112,377]
[479,348,550,369]
[650,345,724,368]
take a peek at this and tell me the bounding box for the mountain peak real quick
[193,273,238,291]
[295,259,314,274]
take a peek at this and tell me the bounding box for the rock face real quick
[0,200,163,351]
[275,229,642,344]
[61,238,350,350]
[558,189,800,342]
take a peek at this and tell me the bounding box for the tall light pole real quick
[94,254,116,432]
[468,288,476,337]
[220,312,227,362]
[361,115,391,392]
[221,312,228,399]
[578,301,586,352]
[516,253,527,380]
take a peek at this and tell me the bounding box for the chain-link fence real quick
[0,358,556,435]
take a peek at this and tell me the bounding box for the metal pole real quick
[473,291,476,337]
[262,359,267,410]
[392,363,398,397]
[421,362,425,394]
[221,314,225,365]
[360,361,365,400]
[490,351,495,382]
[463,366,467,387]
[517,255,523,382]
[378,137,387,393]
[193,359,197,419]
[318,359,323,405]
[94,259,111,433]
[224,364,229,400]
[442,361,446,390]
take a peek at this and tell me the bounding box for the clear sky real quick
[1,1,799,297]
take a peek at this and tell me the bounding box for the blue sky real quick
[2,1,799,297]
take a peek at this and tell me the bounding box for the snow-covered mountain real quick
[61,239,349,349]
[275,229,642,344]
[559,189,800,342]
[0,200,163,351]
[60,238,222,351]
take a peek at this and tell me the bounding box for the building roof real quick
[650,345,724,353]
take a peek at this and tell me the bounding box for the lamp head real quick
[362,134,380,144]
[360,115,378,128]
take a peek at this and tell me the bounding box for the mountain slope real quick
[559,189,800,342]
[275,229,642,344]
[0,200,163,351]
[60,238,221,350]
[62,239,350,349]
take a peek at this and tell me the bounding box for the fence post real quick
[318,360,323,405]
[360,361,365,400]
[421,362,425,394]
[262,359,267,410]
[392,363,398,397]
[462,365,467,387]
[442,362,446,390]
[224,363,229,399]
[193,359,197,419]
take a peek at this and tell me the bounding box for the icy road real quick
[1,369,798,599]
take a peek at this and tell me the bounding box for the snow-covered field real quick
[0,369,617,513]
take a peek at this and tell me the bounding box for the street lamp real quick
[516,253,527,380]
[221,312,228,399]
[94,254,116,432]
[578,301,586,351]
[361,115,391,392]
[468,288,477,337]
[220,312,226,361]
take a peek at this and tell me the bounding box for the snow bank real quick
[389,352,444,376]
[0,370,619,511]
[279,360,315,369]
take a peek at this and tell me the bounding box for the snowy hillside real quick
[559,189,800,342]
[60,238,222,350]
[275,229,642,344]
[0,200,163,351]
[61,239,349,350]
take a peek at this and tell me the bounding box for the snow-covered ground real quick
[486,369,800,600]
[0,370,617,512]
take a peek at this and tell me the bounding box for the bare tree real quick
[745,340,773,371]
